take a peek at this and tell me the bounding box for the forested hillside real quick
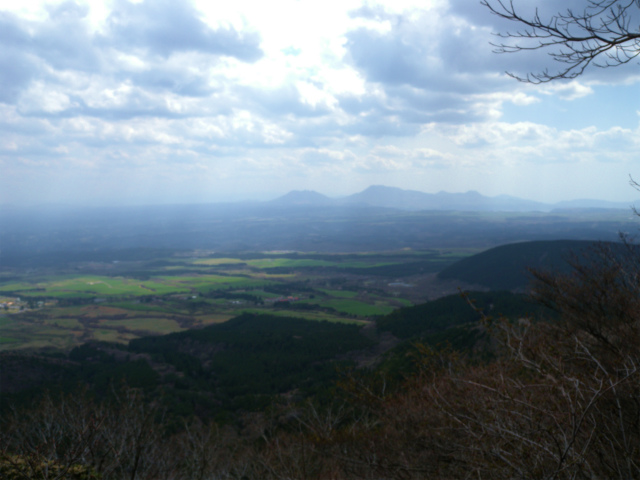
[437,239,619,290]
[2,237,640,478]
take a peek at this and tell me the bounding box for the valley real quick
[1,201,637,478]
[0,249,471,351]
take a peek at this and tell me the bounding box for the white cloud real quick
[540,81,594,101]
[0,0,639,206]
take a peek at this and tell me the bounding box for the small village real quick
[0,297,55,313]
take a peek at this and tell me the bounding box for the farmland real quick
[0,248,471,350]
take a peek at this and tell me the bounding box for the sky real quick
[1,0,639,206]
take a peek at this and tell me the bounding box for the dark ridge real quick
[436,240,620,290]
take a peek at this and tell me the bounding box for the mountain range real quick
[270,185,637,212]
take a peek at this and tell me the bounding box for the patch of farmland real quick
[191,278,270,292]
[247,258,339,268]
[91,329,124,343]
[320,299,395,317]
[193,258,248,266]
[240,308,366,324]
[194,314,235,326]
[44,317,83,329]
[320,289,358,298]
[98,317,183,334]
[0,276,191,297]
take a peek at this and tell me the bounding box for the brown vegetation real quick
[2,242,639,479]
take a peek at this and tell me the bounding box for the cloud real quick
[344,7,508,93]
[0,48,40,104]
[301,148,357,166]
[34,2,100,71]
[0,3,100,75]
[593,126,639,151]
[340,4,530,131]
[0,0,263,111]
[104,0,263,61]
[120,59,216,98]
[238,84,333,118]
[1,0,638,206]
[539,82,594,101]
[452,122,553,148]
[0,11,31,47]
[370,145,452,168]
[345,27,433,89]
[445,121,640,168]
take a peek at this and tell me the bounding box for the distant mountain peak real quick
[267,186,634,213]
[364,185,404,192]
[270,190,333,205]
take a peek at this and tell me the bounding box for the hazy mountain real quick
[430,191,547,212]
[270,186,636,212]
[272,185,547,211]
[269,190,334,206]
[341,185,437,209]
[553,199,637,210]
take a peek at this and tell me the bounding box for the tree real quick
[322,257,640,478]
[481,0,640,82]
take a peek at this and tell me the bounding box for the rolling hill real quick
[436,239,613,290]
[376,291,541,340]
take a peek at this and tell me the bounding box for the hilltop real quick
[268,190,334,206]
[436,239,621,290]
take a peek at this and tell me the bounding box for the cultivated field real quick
[0,249,472,350]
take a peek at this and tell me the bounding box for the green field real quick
[320,289,358,298]
[394,298,413,307]
[0,316,19,344]
[0,276,188,297]
[193,258,248,266]
[319,299,395,317]
[240,308,366,324]
[0,249,468,350]
[0,274,268,298]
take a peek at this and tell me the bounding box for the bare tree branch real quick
[481,0,640,82]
